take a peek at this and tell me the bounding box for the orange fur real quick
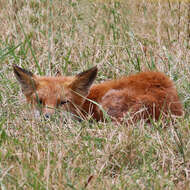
[13,65,183,123]
[82,72,183,123]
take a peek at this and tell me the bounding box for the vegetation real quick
[0,0,190,189]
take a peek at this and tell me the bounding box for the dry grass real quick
[0,0,190,189]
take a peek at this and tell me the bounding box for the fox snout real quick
[42,105,56,118]
[32,104,56,119]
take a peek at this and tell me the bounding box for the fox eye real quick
[38,99,43,105]
[60,100,69,106]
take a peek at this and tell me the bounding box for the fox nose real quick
[43,106,55,119]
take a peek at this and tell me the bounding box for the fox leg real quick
[102,90,161,123]
[128,95,159,124]
[101,88,180,124]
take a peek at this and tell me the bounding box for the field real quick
[0,0,190,189]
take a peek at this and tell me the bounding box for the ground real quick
[0,0,190,189]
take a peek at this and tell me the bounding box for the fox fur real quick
[13,65,183,123]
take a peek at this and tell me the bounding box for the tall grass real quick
[0,0,190,189]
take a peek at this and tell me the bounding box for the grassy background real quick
[0,0,190,189]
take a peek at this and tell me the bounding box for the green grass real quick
[0,0,190,189]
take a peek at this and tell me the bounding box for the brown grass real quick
[0,0,190,189]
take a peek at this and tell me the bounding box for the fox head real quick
[13,65,97,119]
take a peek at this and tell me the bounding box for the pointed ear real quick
[70,66,98,97]
[13,65,37,95]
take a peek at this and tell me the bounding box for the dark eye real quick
[38,99,43,105]
[60,100,69,106]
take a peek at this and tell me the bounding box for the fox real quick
[13,64,183,124]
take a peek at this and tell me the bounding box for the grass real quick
[0,0,190,189]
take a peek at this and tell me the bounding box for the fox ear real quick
[13,65,37,95]
[70,66,98,97]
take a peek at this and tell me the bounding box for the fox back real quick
[13,65,183,123]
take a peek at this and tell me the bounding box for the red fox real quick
[13,65,183,123]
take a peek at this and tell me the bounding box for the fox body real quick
[13,65,183,123]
